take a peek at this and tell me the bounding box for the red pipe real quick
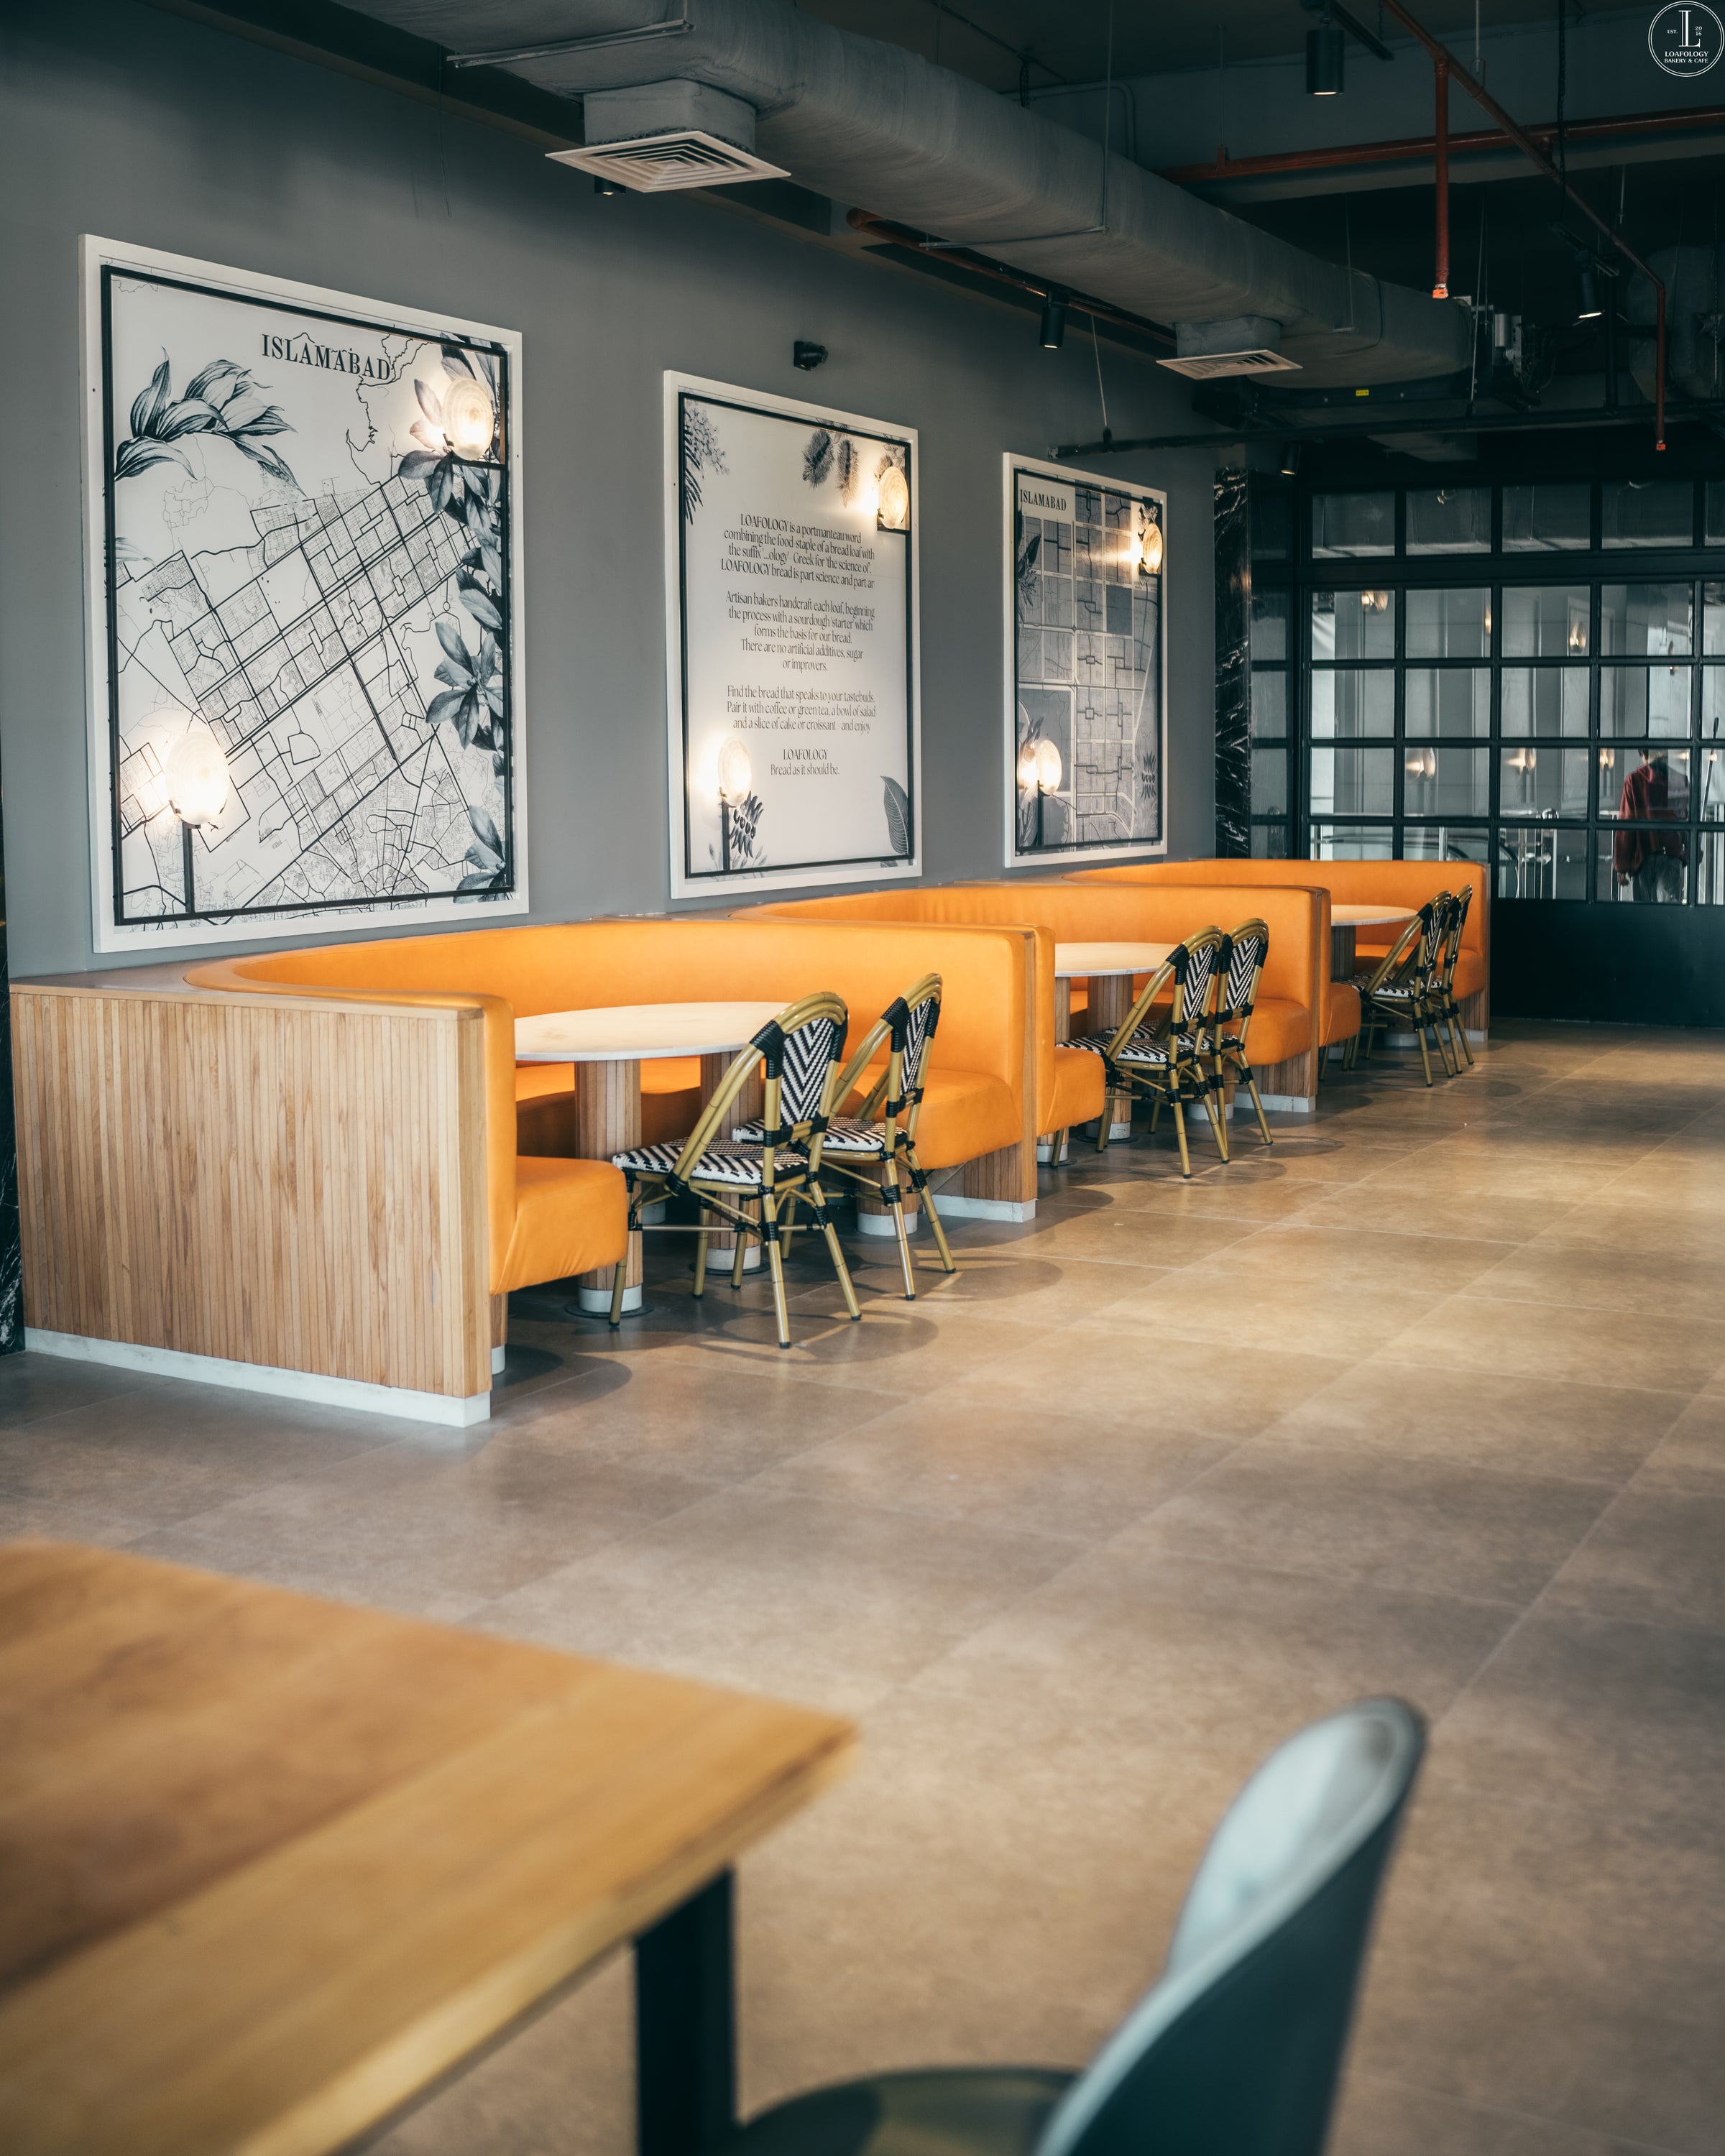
[1161,102,1725,185]
[1432,55,1449,299]
[1373,0,1666,448]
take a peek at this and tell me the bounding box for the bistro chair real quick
[719,1697,1425,2156]
[1070,929,1226,1178]
[1433,884,1476,1070]
[1210,918,1275,1150]
[1353,898,1452,1087]
[744,974,956,1303]
[609,993,858,1350]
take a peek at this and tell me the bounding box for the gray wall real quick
[0,0,1216,977]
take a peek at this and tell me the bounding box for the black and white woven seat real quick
[1068,1026,1204,1067]
[1353,898,1454,1087]
[605,992,858,1349]
[1084,931,1228,1178]
[1205,919,1274,1150]
[811,976,957,1300]
[612,1137,805,1187]
[732,1111,883,1157]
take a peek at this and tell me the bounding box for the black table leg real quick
[635,1869,737,2156]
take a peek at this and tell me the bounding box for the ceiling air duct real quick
[1159,316,1302,381]
[395,0,1470,390]
[548,78,788,190]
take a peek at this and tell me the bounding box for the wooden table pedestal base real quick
[574,1060,644,1314]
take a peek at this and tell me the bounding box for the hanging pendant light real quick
[1307,12,1345,94]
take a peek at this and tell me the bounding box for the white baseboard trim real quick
[938,1194,1036,1222]
[24,1329,490,1427]
[1259,1094,1315,1113]
[857,1208,920,1237]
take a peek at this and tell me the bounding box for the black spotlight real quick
[1576,259,1604,321]
[1039,291,1068,350]
[1306,17,1345,93]
[592,175,625,197]
[1279,441,1303,478]
[793,340,829,371]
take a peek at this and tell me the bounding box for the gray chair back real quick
[1036,1698,1424,2156]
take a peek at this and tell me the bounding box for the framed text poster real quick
[1004,453,1167,866]
[80,236,527,951]
[666,373,919,898]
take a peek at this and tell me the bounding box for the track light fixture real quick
[1575,257,1604,322]
[592,176,625,197]
[1039,291,1068,350]
[1279,442,1303,478]
[1306,11,1345,93]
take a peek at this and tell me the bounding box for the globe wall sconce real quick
[442,376,497,459]
[1018,736,1063,847]
[876,464,910,531]
[717,735,753,872]
[164,724,231,826]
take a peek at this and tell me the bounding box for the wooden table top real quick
[1330,904,1415,927]
[1054,941,1175,978]
[515,1001,786,1064]
[0,1539,855,2156]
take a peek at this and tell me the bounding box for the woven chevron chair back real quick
[670,992,848,1183]
[1362,908,1429,996]
[1214,920,1269,1049]
[1105,929,1224,1060]
[1439,883,1471,992]
[829,974,942,1141]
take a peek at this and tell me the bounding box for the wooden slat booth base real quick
[12,985,491,1408]
[1256,1047,1318,1113]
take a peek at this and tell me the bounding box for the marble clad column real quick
[0,799,19,1355]
[1213,467,1252,858]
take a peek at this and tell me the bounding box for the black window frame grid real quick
[1259,476,1725,904]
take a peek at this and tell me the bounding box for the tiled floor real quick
[5,1021,1723,2155]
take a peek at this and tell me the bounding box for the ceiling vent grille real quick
[549,132,788,192]
[1158,348,1302,380]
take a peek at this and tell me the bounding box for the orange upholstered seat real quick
[751,880,1327,1111]
[192,916,1031,1290]
[1326,982,1363,1048]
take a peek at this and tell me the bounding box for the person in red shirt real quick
[1614,748,1687,902]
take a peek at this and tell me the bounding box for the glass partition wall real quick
[1255,478,1725,904]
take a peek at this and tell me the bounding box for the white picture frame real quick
[80,235,528,951]
[1003,451,1168,867]
[665,372,921,899]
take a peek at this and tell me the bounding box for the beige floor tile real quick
[479,1485,1082,1714]
[1295,1189,1586,1245]
[1266,1360,1685,1485]
[911,1545,1517,1747]
[1210,1220,1517,1296]
[1097,1267,1447,1358]
[1438,1612,1725,1835]
[1522,1201,1725,1263]
[1348,1777,1725,2155]
[1112,1442,1610,1606]
[949,1324,1353,1441]
[1542,1488,1725,1634]
[758,1394,1233,1544]
[1466,1242,1725,1326]
[1631,1394,1725,1495]
[1329,2074,1675,2156]
[1377,1293,1725,1393]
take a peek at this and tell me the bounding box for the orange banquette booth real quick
[748,879,1335,1113]
[12,916,1039,1425]
[1072,858,1491,1041]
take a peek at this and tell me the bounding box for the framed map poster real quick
[80,236,527,950]
[666,373,919,898]
[1004,453,1167,866]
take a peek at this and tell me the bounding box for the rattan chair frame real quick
[1209,918,1275,1149]
[1353,900,1452,1085]
[1090,928,1228,1179]
[811,974,957,1302]
[1434,883,1476,1069]
[609,991,858,1350]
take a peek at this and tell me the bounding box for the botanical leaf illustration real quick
[803,428,834,487]
[727,791,765,867]
[114,356,299,489]
[835,437,857,501]
[458,801,507,892]
[680,405,727,524]
[883,774,911,857]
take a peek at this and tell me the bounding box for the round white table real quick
[1052,941,1175,1044]
[516,1002,783,1313]
[1328,905,1414,981]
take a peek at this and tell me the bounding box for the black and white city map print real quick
[1009,460,1164,862]
[86,244,523,946]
